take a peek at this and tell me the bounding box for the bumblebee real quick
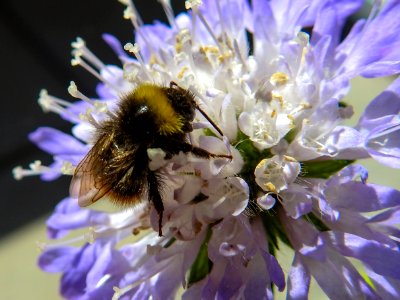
[71,82,231,236]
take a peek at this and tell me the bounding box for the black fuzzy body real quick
[73,83,228,236]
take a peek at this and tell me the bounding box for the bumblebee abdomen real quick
[103,147,150,206]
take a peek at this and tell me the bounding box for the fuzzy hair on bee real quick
[70,82,231,236]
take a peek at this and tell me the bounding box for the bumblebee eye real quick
[136,105,149,116]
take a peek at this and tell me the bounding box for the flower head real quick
[16,0,400,298]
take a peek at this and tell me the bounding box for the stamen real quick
[119,0,143,26]
[158,0,177,28]
[196,10,223,52]
[270,72,289,86]
[215,0,229,47]
[36,241,47,253]
[185,0,202,9]
[60,161,75,175]
[185,0,224,53]
[84,227,96,244]
[121,1,157,56]
[233,39,249,73]
[124,43,152,80]
[38,89,72,116]
[283,155,297,162]
[71,37,106,71]
[71,55,121,92]
[79,108,101,128]
[12,161,52,180]
[68,81,95,105]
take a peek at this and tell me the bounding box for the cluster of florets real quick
[15,0,400,299]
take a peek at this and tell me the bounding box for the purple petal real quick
[326,182,400,212]
[338,0,400,78]
[365,117,400,168]
[326,126,369,160]
[86,243,130,292]
[29,127,87,156]
[322,209,394,246]
[217,262,244,299]
[135,23,173,63]
[366,269,400,300]
[368,207,400,231]
[269,0,316,33]
[301,249,374,299]
[251,0,276,36]
[40,159,63,181]
[47,208,109,239]
[60,100,91,123]
[260,250,285,291]
[287,253,310,300]
[182,280,205,300]
[102,33,129,59]
[38,246,80,273]
[311,0,363,59]
[243,253,270,299]
[60,243,100,298]
[327,164,368,186]
[201,0,252,34]
[281,214,325,260]
[325,232,400,279]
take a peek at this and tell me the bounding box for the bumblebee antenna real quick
[169,81,225,137]
[195,104,224,137]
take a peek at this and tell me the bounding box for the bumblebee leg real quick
[147,172,164,236]
[172,142,232,160]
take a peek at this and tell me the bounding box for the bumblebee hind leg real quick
[147,171,164,236]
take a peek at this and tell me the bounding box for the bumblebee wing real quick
[70,138,113,207]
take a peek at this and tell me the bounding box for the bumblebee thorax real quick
[120,84,188,136]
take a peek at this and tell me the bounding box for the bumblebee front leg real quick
[176,142,232,160]
[147,171,164,236]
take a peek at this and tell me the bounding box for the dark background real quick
[0,0,185,237]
